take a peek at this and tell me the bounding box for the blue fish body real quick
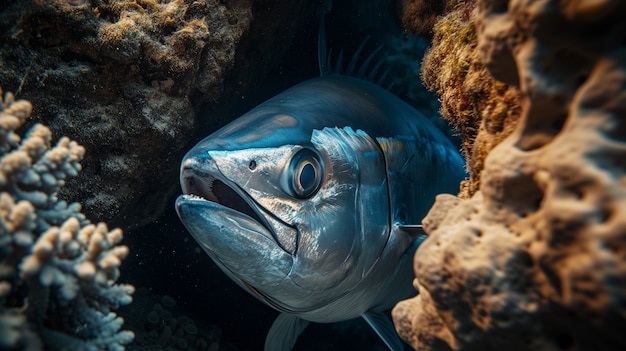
[175,74,466,350]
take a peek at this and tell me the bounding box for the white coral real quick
[0,86,134,350]
[0,89,86,229]
[21,217,133,302]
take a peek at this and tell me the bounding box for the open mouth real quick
[181,171,266,226]
[178,166,298,255]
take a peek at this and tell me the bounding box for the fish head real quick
[176,123,390,311]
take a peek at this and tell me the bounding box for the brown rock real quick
[393,0,626,350]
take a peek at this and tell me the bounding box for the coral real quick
[0,87,134,350]
[0,0,253,229]
[392,0,626,350]
[419,3,523,198]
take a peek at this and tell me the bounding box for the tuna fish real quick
[175,45,465,350]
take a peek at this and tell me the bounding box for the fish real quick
[175,41,466,350]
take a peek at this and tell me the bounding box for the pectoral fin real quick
[362,311,405,351]
[395,224,426,237]
[265,313,310,351]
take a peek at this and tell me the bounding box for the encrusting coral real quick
[0,86,134,350]
[419,0,523,198]
[393,0,626,350]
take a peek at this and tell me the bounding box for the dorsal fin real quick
[318,8,328,76]
[318,0,333,76]
[318,5,387,81]
[321,39,387,81]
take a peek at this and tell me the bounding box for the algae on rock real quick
[419,2,523,198]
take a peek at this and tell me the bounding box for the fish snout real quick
[180,152,221,199]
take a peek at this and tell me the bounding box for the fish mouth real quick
[176,153,299,256]
[176,167,295,299]
[180,170,269,233]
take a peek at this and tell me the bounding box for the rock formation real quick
[420,3,523,198]
[0,0,253,228]
[393,0,626,350]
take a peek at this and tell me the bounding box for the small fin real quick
[318,11,328,75]
[357,45,383,78]
[265,313,310,351]
[317,10,386,80]
[396,225,428,255]
[345,36,371,75]
[395,224,426,238]
[362,312,405,351]
[317,0,333,76]
[334,50,345,74]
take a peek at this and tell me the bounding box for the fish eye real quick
[287,148,323,198]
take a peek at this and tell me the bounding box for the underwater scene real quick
[1,0,625,350]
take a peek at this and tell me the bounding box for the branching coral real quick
[0,97,86,230]
[0,87,134,350]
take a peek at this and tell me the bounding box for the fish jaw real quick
[176,151,294,288]
[175,195,293,287]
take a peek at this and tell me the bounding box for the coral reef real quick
[0,87,134,349]
[420,2,523,198]
[393,0,626,350]
[0,0,253,228]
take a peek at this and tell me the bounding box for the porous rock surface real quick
[393,0,626,350]
[0,0,252,228]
